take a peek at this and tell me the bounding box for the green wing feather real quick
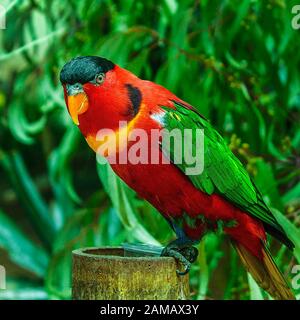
[160,100,293,249]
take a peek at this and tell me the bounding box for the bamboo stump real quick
[72,247,190,300]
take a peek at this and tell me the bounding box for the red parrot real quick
[60,56,295,299]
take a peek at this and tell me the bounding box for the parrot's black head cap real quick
[60,56,115,85]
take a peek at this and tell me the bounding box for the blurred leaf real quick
[196,241,209,300]
[272,208,300,263]
[282,181,300,205]
[48,125,82,224]
[225,0,251,45]
[0,27,65,62]
[247,274,264,300]
[254,159,283,211]
[267,123,286,160]
[0,285,48,300]
[7,101,34,145]
[0,151,56,248]
[0,210,49,277]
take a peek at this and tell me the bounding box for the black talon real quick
[176,262,191,276]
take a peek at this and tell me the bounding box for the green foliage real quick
[0,0,299,300]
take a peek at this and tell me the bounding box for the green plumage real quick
[160,101,293,249]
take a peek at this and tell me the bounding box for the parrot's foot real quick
[161,243,198,276]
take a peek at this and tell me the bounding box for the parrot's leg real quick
[161,221,199,275]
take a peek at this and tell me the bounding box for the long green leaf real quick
[0,151,56,248]
[247,274,264,300]
[272,208,300,263]
[0,210,49,277]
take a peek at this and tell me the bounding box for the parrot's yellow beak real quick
[67,92,89,125]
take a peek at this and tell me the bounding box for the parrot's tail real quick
[232,241,295,300]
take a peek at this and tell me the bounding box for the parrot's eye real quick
[95,73,105,85]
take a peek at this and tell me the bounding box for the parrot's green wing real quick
[159,100,293,249]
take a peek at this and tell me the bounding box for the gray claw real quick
[161,247,193,276]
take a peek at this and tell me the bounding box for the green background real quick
[0,0,299,299]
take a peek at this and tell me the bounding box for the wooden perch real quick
[72,247,190,300]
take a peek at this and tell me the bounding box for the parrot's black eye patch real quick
[60,56,114,85]
[125,84,142,116]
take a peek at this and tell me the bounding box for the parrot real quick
[60,56,295,300]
